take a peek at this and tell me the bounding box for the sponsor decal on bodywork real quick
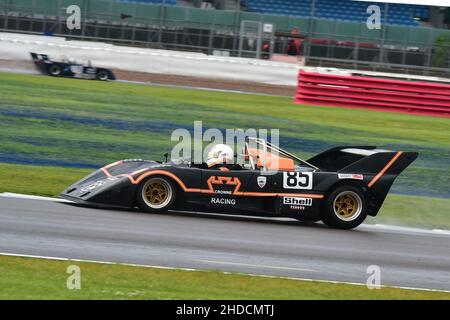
[214,190,232,195]
[70,65,83,74]
[207,176,241,195]
[338,173,364,180]
[257,176,267,188]
[80,180,106,193]
[211,197,236,205]
[283,196,313,211]
[283,196,313,206]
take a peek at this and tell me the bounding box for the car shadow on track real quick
[64,202,334,230]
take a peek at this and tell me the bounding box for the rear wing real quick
[30,52,50,62]
[307,147,418,176]
[339,150,418,179]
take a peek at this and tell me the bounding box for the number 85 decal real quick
[283,172,313,190]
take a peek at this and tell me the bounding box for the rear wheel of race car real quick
[96,70,109,81]
[49,64,61,76]
[137,176,177,213]
[321,185,367,229]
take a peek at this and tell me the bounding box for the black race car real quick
[60,138,418,229]
[30,52,115,81]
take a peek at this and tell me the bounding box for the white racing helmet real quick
[207,144,234,167]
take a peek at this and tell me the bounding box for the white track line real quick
[433,229,450,235]
[0,252,198,271]
[0,192,73,203]
[1,251,449,294]
[200,259,315,272]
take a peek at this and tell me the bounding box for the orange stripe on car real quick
[129,170,202,193]
[101,168,112,177]
[101,166,325,199]
[101,160,124,177]
[242,192,323,198]
[367,151,403,188]
[103,160,123,169]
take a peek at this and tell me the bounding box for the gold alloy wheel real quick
[333,191,362,221]
[142,178,172,209]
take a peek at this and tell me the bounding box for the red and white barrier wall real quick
[295,70,450,117]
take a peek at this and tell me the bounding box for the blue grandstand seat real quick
[117,0,176,4]
[242,0,428,26]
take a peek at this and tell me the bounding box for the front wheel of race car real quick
[48,64,61,76]
[137,176,177,213]
[96,70,109,81]
[321,185,367,229]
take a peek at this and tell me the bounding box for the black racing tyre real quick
[96,70,109,81]
[321,185,367,229]
[48,64,61,76]
[137,176,177,213]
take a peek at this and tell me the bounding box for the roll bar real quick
[246,137,319,171]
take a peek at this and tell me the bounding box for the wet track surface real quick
[0,196,449,291]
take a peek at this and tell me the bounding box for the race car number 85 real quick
[283,172,313,190]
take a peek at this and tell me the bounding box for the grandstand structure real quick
[243,0,429,26]
[0,0,449,76]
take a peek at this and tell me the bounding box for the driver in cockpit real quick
[206,144,237,171]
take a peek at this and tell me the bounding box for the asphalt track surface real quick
[0,196,450,291]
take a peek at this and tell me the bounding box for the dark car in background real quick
[30,52,115,81]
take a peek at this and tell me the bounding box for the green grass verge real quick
[377,194,450,229]
[0,162,91,197]
[0,255,448,299]
[0,72,449,197]
[1,161,449,229]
